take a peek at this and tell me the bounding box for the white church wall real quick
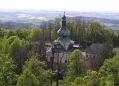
[47,51,86,63]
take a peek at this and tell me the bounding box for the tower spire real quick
[64,10,65,16]
[57,12,70,37]
[62,11,66,21]
[54,12,74,50]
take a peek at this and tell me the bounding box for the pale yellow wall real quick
[82,52,86,57]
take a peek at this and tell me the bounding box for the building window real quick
[65,60,67,63]
[90,55,91,58]
[86,55,88,58]
[50,57,53,62]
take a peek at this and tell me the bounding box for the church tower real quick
[47,12,86,63]
[54,12,74,50]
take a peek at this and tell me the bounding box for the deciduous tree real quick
[23,55,53,86]
[99,54,119,86]
[0,54,18,86]
[65,49,85,82]
[17,69,39,86]
[9,38,34,74]
[84,70,100,86]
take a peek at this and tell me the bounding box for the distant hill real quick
[0,10,119,30]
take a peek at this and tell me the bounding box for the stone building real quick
[47,12,86,63]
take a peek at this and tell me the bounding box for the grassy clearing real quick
[17,14,28,17]
[33,23,41,25]
[101,23,114,26]
[27,17,36,19]
[116,24,119,26]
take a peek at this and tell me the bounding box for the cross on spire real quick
[62,11,66,21]
[64,10,65,16]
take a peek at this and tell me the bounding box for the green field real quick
[116,24,119,26]
[101,23,114,26]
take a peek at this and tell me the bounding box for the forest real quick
[1,18,119,86]
[0,21,36,29]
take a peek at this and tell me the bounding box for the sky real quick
[0,0,119,11]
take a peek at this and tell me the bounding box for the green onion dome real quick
[57,12,70,37]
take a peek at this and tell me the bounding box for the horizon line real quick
[0,9,119,12]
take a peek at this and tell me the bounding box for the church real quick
[46,12,86,63]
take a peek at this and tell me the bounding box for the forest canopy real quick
[0,18,119,85]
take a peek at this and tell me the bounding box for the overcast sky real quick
[0,0,119,11]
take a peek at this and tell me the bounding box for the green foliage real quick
[113,33,119,47]
[0,38,3,53]
[30,27,41,40]
[0,36,9,54]
[0,28,2,37]
[7,36,19,45]
[0,28,7,37]
[65,49,85,82]
[84,70,100,86]
[66,21,74,39]
[69,47,119,86]
[15,28,30,39]
[65,21,112,48]
[25,29,32,40]
[0,20,117,85]
[23,55,53,86]
[22,29,30,39]
[9,38,35,74]
[17,69,39,86]
[0,37,2,41]
[74,77,84,85]
[51,24,61,41]
[86,21,106,45]
[99,54,119,86]
[112,48,119,56]
[53,79,85,86]
[52,81,72,86]
[15,28,23,38]
[6,29,16,38]
[0,54,18,86]
[1,20,113,48]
